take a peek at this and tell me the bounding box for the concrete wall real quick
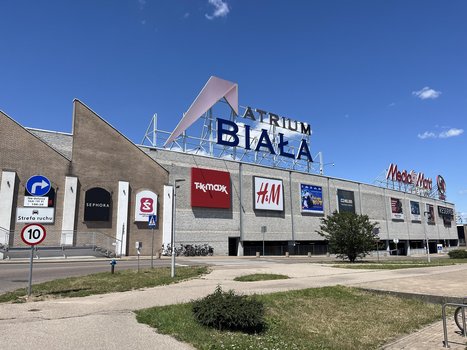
[145,147,457,255]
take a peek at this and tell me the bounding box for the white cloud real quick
[439,128,464,138]
[418,128,464,139]
[459,190,467,195]
[205,0,230,20]
[417,131,436,139]
[412,86,441,100]
[183,12,190,19]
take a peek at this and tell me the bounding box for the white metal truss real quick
[140,102,329,175]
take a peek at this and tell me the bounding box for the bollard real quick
[285,252,290,257]
[110,259,117,274]
[256,252,260,258]
[308,252,311,258]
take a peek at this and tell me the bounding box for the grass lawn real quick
[136,285,441,350]
[233,273,289,282]
[0,266,207,303]
[332,258,467,269]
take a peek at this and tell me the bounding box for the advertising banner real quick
[16,207,54,223]
[84,187,111,221]
[134,190,158,222]
[337,189,355,213]
[300,184,324,214]
[410,201,421,221]
[438,206,453,227]
[191,168,231,208]
[426,204,435,224]
[254,176,284,211]
[390,197,404,220]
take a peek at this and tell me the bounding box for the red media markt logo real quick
[437,175,446,200]
[140,197,154,213]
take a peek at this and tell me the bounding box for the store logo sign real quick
[386,163,432,190]
[191,168,231,208]
[254,176,284,211]
[135,190,158,222]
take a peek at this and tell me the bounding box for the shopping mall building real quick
[0,77,458,258]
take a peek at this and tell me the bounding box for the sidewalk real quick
[0,260,466,349]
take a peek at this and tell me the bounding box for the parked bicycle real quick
[454,297,466,333]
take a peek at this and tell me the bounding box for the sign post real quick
[261,226,267,257]
[21,224,46,296]
[148,215,157,269]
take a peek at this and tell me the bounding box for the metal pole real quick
[27,245,34,296]
[137,253,140,273]
[262,230,265,257]
[171,185,176,278]
[421,194,431,263]
[151,227,154,269]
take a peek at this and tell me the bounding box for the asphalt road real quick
[0,258,173,293]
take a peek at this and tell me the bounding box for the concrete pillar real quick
[0,171,16,246]
[60,176,78,245]
[116,181,129,256]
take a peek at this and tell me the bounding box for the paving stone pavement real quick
[0,258,466,349]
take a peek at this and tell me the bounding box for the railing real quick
[442,300,467,348]
[76,231,123,257]
[0,226,11,250]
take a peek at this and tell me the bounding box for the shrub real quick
[448,249,467,259]
[192,285,265,333]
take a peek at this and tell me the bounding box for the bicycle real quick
[454,297,466,333]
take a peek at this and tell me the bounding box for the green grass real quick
[136,286,441,350]
[0,266,208,303]
[331,258,467,269]
[233,273,289,282]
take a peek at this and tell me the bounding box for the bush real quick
[448,249,467,259]
[192,285,265,333]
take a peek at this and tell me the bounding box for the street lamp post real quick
[171,179,185,278]
[423,210,431,263]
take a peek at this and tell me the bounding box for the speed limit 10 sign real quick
[21,224,47,246]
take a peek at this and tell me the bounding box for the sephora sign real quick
[386,163,433,190]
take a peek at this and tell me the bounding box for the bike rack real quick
[442,302,467,348]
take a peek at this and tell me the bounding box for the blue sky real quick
[1,0,466,220]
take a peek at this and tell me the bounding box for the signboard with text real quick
[390,197,404,220]
[410,201,421,221]
[300,184,324,214]
[84,187,111,221]
[254,176,284,211]
[135,190,158,222]
[16,207,54,223]
[191,167,231,209]
[337,189,355,214]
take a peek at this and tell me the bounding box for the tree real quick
[317,211,379,263]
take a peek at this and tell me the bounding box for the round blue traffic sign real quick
[26,175,51,196]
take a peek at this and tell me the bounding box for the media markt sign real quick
[16,207,55,223]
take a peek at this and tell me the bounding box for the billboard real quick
[410,201,421,221]
[426,204,435,224]
[134,190,158,222]
[254,176,284,211]
[300,184,323,214]
[191,168,231,208]
[84,187,111,221]
[337,189,355,213]
[390,198,404,220]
